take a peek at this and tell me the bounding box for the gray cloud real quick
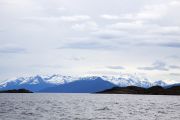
[157,42,180,48]
[166,55,180,60]
[135,41,180,49]
[170,73,180,76]
[0,45,27,54]
[169,65,180,69]
[107,66,125,70]
[138,61,169,71]
[58,41,116,50]
[0,29,4,32]
[92,29,127,39]
[58,40,131,50]
[68,57,85,61]
[138,61,180,71]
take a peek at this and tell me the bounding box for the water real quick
[0,94,179,120]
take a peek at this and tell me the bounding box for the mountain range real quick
[0,74,176,93]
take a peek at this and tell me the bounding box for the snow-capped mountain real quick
[0,75,80,92]
[0,74,169,92]
[101,74,153,88]
[153,80,167,87]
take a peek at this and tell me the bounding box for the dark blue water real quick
[0,94,179,120]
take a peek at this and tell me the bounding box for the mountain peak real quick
[153,80,167,87]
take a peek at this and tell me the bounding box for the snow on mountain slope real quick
[0,75,79,91]
[41,74,79,84]
[152,80,168,87]
[0,74,169,92]
[0,75,78,86]
[101,74,153,88]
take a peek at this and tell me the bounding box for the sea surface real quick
[0,94,179,120]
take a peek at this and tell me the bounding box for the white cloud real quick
[71,21,98,31]
[135,0,180,21]
[57,7,66,11]
[23,15,91,22]
[107,21,144,30]
[0,0,180,82]
[60,15,91,22]
[136,5,167,20]
[147,26,180,35]
[100,14,120,20]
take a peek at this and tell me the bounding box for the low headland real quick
[97,86,180,95]
[0,89,33,93]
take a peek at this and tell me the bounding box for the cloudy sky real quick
[0,0,180,82]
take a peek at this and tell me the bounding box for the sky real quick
[0,0,180,83]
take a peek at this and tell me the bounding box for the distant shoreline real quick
[0,89,33,93]
[0,85,180,95]
[97,86,180,95]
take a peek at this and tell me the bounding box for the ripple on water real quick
[0,94,179,120]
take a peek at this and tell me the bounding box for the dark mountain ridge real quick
[0,89,33,93]
[97,85,180,95]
